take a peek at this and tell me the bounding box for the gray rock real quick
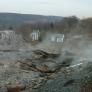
[32,50,60,59]
[32,62,92,92]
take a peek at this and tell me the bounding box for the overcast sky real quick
[0,0,92,18]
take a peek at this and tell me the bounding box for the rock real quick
[11,50,76,92]
[35,61,59,73]
[80,63,92,92]
[17,57,73,73]
[7,81,26,92]
[16,50,61,73]
[32,50,60,59]
[32,61,92,92]
[32,71,81,92]
[61,58,73,67]
[16,59,37,71]
[82,62,92,73]
[63,79,75,87]
[17,58,60,73]
[39,73,48,77]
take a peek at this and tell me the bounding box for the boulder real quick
[32,50,60,59]
[7,81,26,92]
[17,59,60,73]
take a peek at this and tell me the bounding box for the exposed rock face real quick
[17,59,60,73]
[17,50,62,73]
[0,50,91,92]
[31,50,60,59]
[13,50,76,92]
[32,62,92,92]
[7,81,26,92]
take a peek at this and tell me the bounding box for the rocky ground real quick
[0,34,92,92]
[0,49,91,92]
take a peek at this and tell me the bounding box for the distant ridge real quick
[0,13,63,28]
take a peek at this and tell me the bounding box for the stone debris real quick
[7,81,26,92]
[32,50,60,59]
[18,59,60,73]
[16,50,62,73]
[0,50,91,92]
[63,79,75,87]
